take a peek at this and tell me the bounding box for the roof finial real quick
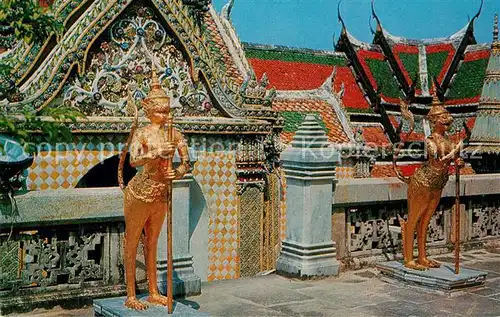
[371,0,382,32]
[493,13,499,45]
[337,0,346,34]
[221,0,234,21]
[471,0,483,24]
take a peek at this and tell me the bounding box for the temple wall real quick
[0,133,284,307]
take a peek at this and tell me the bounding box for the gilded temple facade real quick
[0,0,499,312]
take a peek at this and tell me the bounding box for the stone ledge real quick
[0,284,127,316]
[1,177,193,227]
[333,174,500,206]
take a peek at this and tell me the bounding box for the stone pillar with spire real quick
[276,115,341,277]
[466,13,500,173]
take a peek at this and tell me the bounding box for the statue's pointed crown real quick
[427,85,449,118]
[142,66,171,114]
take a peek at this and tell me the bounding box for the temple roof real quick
[244,44,371,112]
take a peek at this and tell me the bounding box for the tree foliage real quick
[0,0,82,153]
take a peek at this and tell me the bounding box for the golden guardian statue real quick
[118,67,190,312]
[393,94,463,271]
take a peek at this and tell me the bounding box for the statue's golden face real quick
[431,112,453,131]
[438,112,453,127]
[147,111,168,124]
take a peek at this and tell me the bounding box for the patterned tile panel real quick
[192,152,239,281]
[27,150,119,190]
[279,169,287,242]
[336,165,355,179]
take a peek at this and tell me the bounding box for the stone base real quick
[276,240,339,278]
[157,256,202,297]
[94,295,209,316]
[377,261,488,291]
[158,275,201,298]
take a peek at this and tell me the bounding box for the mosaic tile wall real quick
[27,149,119,190]
[336,164,355,179]
[192,152,240,281]
[25,134,125,190]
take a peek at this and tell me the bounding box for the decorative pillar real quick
[158,154,201,297]
[276,115,341,277]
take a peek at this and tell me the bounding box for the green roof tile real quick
[398,53,420,89]
[280,111,329,133]
[245,49,346,66]
[426,51,449,82]
[365,59,403,99]
[447,58,489,100]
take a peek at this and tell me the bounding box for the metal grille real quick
[239,186,264,277]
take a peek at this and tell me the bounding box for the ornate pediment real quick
[62,4,219,118]
[1,0,278,122]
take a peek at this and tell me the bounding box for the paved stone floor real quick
[12,249,500,317]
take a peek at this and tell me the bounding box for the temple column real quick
[276,115,341,277]
[157,155,201,297]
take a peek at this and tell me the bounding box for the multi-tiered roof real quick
[245,2,496,177]
[1,0,497,178]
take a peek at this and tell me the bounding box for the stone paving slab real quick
[93,296,208,317]
[377,261,488,291]
[10,250,500,317]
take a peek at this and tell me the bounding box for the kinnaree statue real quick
[393,94,463,271]
[118,67,190,310]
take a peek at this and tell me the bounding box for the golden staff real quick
[165,108,174,313]
[454,132,461,274]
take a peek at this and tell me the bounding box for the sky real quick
[212,0,499,51]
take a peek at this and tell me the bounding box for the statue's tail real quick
[398,214,407,258]
[118,94,139,191]
[393,100,414,184]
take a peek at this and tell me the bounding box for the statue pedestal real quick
[377,261,487,291]
[93,296,209,316]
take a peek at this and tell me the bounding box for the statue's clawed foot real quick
[125,297,148,310]
[404,260,428,271]
[146,293,170,306]
[418,258,441,268]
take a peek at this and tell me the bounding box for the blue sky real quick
[212,0,498,50]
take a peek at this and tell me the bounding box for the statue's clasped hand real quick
[162,168,177,180]
[455,158,465,168]
[440,140,463,163]
[158,142,176,158]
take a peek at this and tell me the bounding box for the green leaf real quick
[60,125,72,142]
